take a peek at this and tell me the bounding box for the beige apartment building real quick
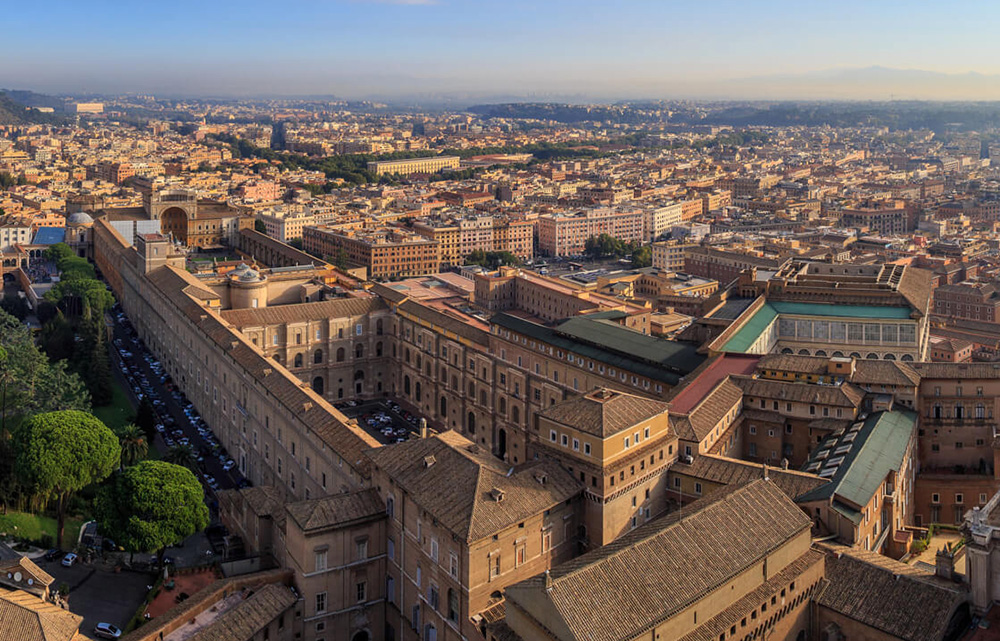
[367,156,460,176]
[411,214,533,266]
[303,226,440,279]
[536,207,643,256]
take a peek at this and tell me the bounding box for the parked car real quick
[61,552,77,567]
[43,548,64,561]
[94,622,122,639]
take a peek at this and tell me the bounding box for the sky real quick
[5,0,1000,100]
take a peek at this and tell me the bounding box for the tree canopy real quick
[465,250,520,269]
[14,410,119,547]
[584,233,641,260]
[95,461,209,557]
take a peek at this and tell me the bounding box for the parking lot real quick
[336,399,421,444]
[36,556,152,640]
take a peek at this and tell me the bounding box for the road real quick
[110,307,247,502]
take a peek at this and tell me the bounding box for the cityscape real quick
[6,2,1000,641]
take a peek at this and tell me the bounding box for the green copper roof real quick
[720,301,913,354]
[796,410,916,523]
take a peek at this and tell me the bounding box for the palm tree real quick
[119,423,148,468]
[164,444,196,470]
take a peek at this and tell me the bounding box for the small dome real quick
[239,269,261,282]
[66,212,94,225]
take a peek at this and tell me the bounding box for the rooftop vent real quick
[424,455,436,469]
[490,487,505,502]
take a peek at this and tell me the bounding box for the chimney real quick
[544,569,553,592]
[419,418,429,439]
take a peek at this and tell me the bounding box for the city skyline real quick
[6,0,1000,100]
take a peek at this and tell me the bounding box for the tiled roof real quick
[0,556,54,592]
[816,544,966,641]
[0,590,82,641]
[366,431,582,542]
[218,486,284,519]
[185,583,297,641]
[220,297,386,328]
[910,362,1000,379]
[504,480,811,641]
[672,454,828,500]
[733,376,866,408]
[538,389,669,438]
[285,489,384,532]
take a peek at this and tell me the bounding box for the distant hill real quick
[0,91,65,125]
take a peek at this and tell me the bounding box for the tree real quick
[0,295,29,321]
[14,410,119,548]
[334,248,348,270]
[164,444,197,470]
[95,461,209,565]
[631,246,653,269]
[135,397,158,442]
[71,308,113,406]
[118,423,148,468]
[254,219,267,234]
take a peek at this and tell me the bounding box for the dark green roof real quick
[796,411,916,523]
[491,313,705,386]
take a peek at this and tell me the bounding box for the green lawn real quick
[93,378,135,434]
[0,511,87,547]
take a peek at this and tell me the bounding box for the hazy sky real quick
[5,0,1000,99]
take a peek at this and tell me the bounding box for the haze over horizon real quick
[7,0,1000,101]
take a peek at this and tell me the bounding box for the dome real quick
[66,212,94,225]
[238,269,261,283]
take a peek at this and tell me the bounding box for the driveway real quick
[37,557,153,640]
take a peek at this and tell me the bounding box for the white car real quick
[94,622,122,639]
[61,552,77,567]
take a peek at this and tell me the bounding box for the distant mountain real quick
[0,91,64,125]
[722,66,1000,101]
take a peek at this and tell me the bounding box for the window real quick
[695,482,702,495]
[448,588,459,622]
[561,434,569,447]
[386,495,395,519]
[542,530,552,552]
[316,592,327,614]
[357,539,369,560]
[356,581,367,603]
[430,538,439,562]
[956,493,964,504]
[584,443,591,456]
[429,584,439,610]
[516,544,525,567]
[572,438,580,451]
[624,436,631,449]
[387,575,395,604]
[315,549,328,572]
[550,430,557,442]
[932,493,940,504]
[449,553,458,578]
[388,537,395,561]
[356,323,363,336]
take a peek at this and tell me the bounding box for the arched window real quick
[866,353,879,360]
[797,349,810,356]
[314,349,323,364]
[901,354,914,361]
[467,411,476,435]
[814,350,827,357]
[376,319,384,336]
[376,341,383,357]
[336,347,345,362]
[312,376,324,395]
[415,381,422,401]
[356,343,364,359]
[404,375,411,396]
[440,396,447,417]
[884,354,896,361]
[832,351,844,357]
[294,353,303,368]
[781,348,793,355]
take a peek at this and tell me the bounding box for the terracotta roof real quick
[285,489,384,532]
[0,556,54,593]
[0,590,82,641]
[672,454,828,500]
[910,362,1000,379]
[366,431,582,542]
[538,388,669,438]
[734,376,865,409]
[185,583,297,641]
[504,480,811,641]
[218,486,284,520]
[220,297,386,328]
[670,378,743,443]
[816,543,967,641]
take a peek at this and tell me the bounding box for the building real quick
[257,209,318,242]
[303,226,440,279]
[536,208,643,257]
[684,246,785,285]
[368,430,581,641]
[839,202,914,236]
[651,241,696,272]
[934,282,1000,324]
[710,262,933,362]
[367,156,460,177]
[796,411,917,557]
[501,479,822,641]
[411,215,533,266]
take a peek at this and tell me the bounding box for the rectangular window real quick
[550,430,557,442]
[430,538,439,562]
[357,539,368,560]
[356,581,366,603]
[314,550,327,572]
[449,553,458,578]
[624,436,630,449]
[584,443,591,456]
[572,438,580,451]
[316,592,327,614]
[388,537,395,561]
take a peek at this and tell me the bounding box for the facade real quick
[303,226,440,279]
[367,156,460,176]
[651,240,696,272]
[502,479,822,641]
[934,282,1000,323]
[536,208,643,256]
[684,246,785,284]
[411,215,534,266]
